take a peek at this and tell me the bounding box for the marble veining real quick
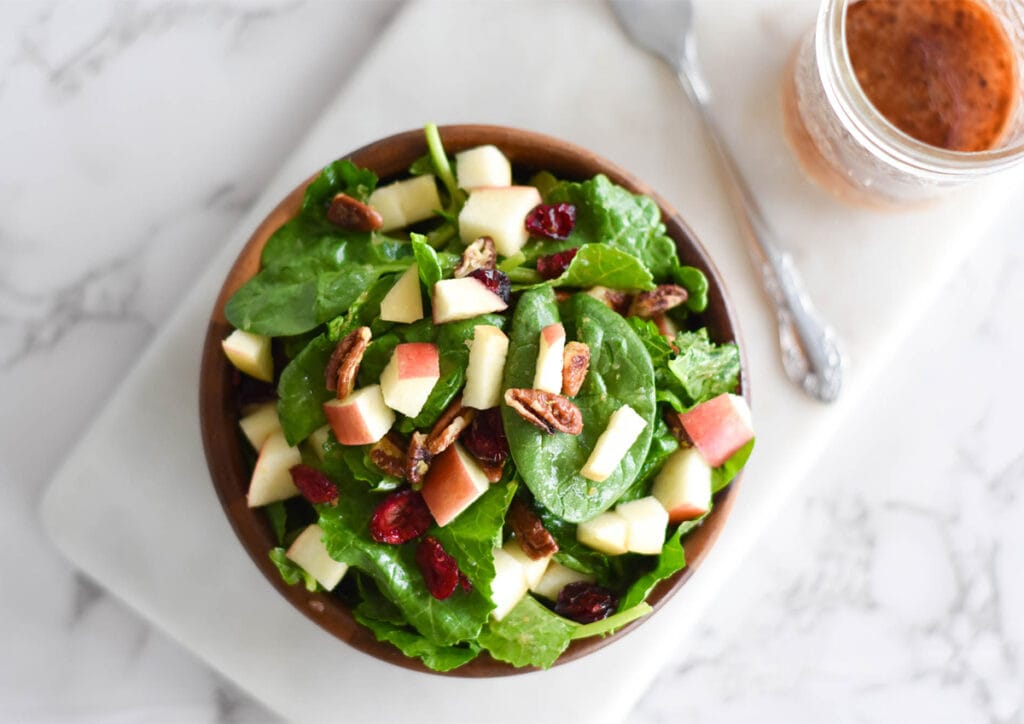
[3,2,1023,722]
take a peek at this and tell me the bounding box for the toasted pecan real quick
[454,236,497,278]
[426,397,476,456]
[503,388,583,435]
[406,432,432,488]
[369,431,408,479]
[561,341,590,397]
[628,284,689,319]
[507,499,559,559]
[326,192,384,232]
[325,326,371,397]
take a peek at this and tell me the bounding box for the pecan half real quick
[426,397,476,456]
[406,432,432,488]
[478,459,504,483]
[454,236,497,278]
[561,341,590,397]
[628,284,689,319]
[664,410,694,447]
[503,388,583,435]
[369,431,408,479]
[326,192,384,232]
[325,326,371,398]
[507,499,559,559]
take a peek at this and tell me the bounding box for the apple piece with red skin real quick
[677,393,754,468]
[532,323,565,394]
[420,443,490,527]
[431,277,508,324]
[651,446,712,523]
[221,328,273,382]
[322,385,395,446]
[379,264,424,324]
[246,429,301,507]
[455,145,512,189]
[379,342,440,418]
[285,524,349,591]
[458,185,543,257]
[463,325,509,409]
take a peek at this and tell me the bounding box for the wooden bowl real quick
[199,125,748,676]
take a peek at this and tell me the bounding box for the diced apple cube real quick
[367,175,442,232]
[238,402,280,450]
[463,325,509,409]
[379,265,424,324]
[322,385,395,446]
[501,539,552,589]
[420,443,491,526]
[530,561,596,601]
[455,145,512,189]
[308,424,332,461]
[490,545,530,621]
[580,404,648,482]
[379,342,440,418]
[285,524,348,591]
[431,276,508,324]
[246,429,301,507]
[651,446,712,523]
[221,328,273,382]
[677,393,754,467]
[616,496,669,555]
[533,323,566,394]
[458,186,543,257]
[576,510,629,556]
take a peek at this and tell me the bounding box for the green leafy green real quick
[478,596,575,668]
[668,329,741,404]
[502,289,657,522]
[266,503,287,545]
[353,612,482,671]
[411,233,442,289]
[618,519,701,610]
[515,244,656,292]
[276,333,334,445]
[570,602,653,639]
[268,547,318,592]
[433,482,517,596]
[712,438,754,494]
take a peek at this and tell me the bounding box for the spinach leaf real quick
[672,264,709,313]
[411,233,443,289]
[515,244,656,293]
[276,333,334,445]
[433,481,517,596]
[266,502,288,545]
[712,438,754,494]
[617,518,701,610]
[478,596,575,668]
[317,474,493,646]
[303,157,377,209]
[502,289,657,522]
[668,329,741,405]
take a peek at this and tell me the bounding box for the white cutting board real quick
[40,1,1023,722]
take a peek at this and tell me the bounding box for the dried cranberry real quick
[416,536,461,599]
[525,203,576,240]
[468,268,511,304]
[535,247,579,280]
[461,408,509,464]
[289,464,339,505]
[554,582,617,623]
[369,488,432,544]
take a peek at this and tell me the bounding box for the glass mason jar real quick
[783,0,1024,207]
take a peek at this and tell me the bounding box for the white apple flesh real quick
[489,545,530,621]
[379,342,440,418]
[367,174,442,232]
[651,446,712,523]
[458,186,543,257]
[285,524,349,591]
[246,429,301,507]
[532,323,566,394]
[576,510,629,556]
[420,443,491,527]
[431,276,508,324]
[322,385,395,446]
[238,402,280,450]
[615,496,669,555]
[501,538,552,589]
[455,145,512,189]
[379,264,424,324]
[463,325,509,409]
[580,404,648,482]
[677,393,754,467]
[307,424,332,461]
[530,560,595,601]
[221,329,274,382]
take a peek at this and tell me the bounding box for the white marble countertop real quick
[3,1,1022,722]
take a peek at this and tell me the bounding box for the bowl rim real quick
[199,124,749,677]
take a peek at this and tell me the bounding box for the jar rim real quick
[818,0,1024,176]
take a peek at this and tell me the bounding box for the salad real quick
[219,124,755,671]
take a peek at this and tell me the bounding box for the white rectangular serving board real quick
[41,1,1023,721]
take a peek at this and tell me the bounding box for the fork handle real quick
[675,70,844,403]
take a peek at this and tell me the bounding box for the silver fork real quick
[612,0,845,404]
